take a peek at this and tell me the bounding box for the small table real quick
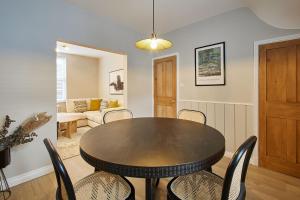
[80,117,225,200]
[57,115,77,139]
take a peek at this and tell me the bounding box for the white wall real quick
[59,53,100,99]
[98,53,127,106]
[0,0,151,182]
[156,8,299,103]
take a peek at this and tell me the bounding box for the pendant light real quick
[135,0,172,51]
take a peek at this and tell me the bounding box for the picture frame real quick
[195,42,225,86]
[109,69,124,95]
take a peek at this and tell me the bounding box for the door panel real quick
[266,47,287,102]
[266,117,286,159]
[259,38,300,178]
[154,56,177,118]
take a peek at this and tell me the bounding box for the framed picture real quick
[109,69,124,95]
[195,42,225,86]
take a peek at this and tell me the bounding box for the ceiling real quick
[65,0,300,34]
[56,41,121,58]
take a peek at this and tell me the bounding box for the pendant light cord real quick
[153,0,155,34]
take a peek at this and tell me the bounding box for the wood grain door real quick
[154,56,177,118]
[259,38,300,178]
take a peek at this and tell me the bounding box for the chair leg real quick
[155,178,160,187]
[206,166,212,172]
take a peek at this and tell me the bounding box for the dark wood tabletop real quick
[80,117,225,178]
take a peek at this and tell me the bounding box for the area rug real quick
[56,126,91,160]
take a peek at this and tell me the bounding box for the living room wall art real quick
[195,42,225,86]
[109,69,124,95]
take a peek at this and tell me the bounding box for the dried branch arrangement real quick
[0,112,52,148]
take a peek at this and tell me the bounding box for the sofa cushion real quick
[74,100,88,112]
[108,100,119,108]
[84,111,102,124]
[90,99,101,111]
[57,112,86,122]
[66,98,98,112]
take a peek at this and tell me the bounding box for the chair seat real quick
[74,171,132,200]
[169,171,223,200]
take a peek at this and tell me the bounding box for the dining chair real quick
[167,136,257,200]
[43,138,135,200]
[103,109,133,124]
[177,109,207,124]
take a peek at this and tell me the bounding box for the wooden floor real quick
[9,156,300,200]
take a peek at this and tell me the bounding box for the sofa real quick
[57,98,124,128]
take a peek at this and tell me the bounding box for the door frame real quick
[152,53,180,117]
[254,33,300,166]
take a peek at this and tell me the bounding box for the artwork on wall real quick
[109,69,124,95]
[195,42,225,86]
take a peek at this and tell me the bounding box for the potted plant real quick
[0,113,52,169]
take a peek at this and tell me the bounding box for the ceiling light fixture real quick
[135,0,172,51]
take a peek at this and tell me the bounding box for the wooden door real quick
[154,56,177,118]
[259,38,300,178]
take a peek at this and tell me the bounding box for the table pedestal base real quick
[145,178,155,200]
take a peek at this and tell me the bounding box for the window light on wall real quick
[56,56,67,101]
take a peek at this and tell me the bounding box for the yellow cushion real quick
[90,99,101,111]
[108,100,119,108]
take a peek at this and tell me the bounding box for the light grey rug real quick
[56,127,91,160]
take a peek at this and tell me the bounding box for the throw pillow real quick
[108,100,119,108]
[100,100,108,112]
[73,100,87,113]
[90,99,101,111]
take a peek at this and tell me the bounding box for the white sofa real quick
[57,98,124,128]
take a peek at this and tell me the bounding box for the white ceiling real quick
[65,0,300,35]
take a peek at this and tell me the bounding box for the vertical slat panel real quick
[206,103,216,128]
[177,101,184,111]
[178,100,253,155]
[198,103,207,116]
[215,104,225,135]
[225,104,235,152]
[191,102,199,110]
[184,101,192,109]
[246,105,254,138]
[235,105,247,149]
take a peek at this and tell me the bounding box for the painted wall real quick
[156,8,300,103]
[0,0,152,182]
[61,53,100,99]
[98,53,127,106]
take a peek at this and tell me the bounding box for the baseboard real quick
[225,151,258,166]
[7,165,53,187]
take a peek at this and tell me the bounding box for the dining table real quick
[80,117,225,200]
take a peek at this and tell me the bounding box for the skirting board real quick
[225,151,258,166]
[6,164,53,187]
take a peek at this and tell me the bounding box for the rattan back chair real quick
[103,109,133,124]
[167,136,257,200]
[44,139,135,200]
[177,109,207,124]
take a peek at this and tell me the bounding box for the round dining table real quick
[80,117,225,200]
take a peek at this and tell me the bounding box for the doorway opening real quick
[55,41,128,160]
